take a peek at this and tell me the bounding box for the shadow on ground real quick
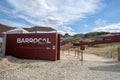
[89,61,120,72]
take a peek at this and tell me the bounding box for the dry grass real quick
[84,44,118,59]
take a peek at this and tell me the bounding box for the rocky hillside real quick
[61,32,111,45]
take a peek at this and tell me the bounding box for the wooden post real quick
[80,45,85,60]
[81,50,83,61]
[74,49,76,56]
[68,49,70,55]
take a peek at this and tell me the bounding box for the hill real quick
[61,32,112,45]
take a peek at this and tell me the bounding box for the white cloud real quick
[93,23,120,32]
[0,19,30,27]
[1,0,103,34]
[95,19,108,27]
[60,26,73,32]
[58,30,77,35]
[57,26,77,35]
[41,16,63,27]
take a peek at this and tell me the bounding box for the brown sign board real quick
[5,33,60,61]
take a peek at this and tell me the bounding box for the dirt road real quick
[0,52,120,80]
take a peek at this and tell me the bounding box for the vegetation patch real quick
[84,43,119,59]
[61,32,119,59]
[21,63,40,68]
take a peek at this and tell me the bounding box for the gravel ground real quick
[0,52,120,80]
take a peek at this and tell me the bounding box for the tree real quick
[64,33,69,37]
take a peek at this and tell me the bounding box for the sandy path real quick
[0,52,120,80]
[84,53,114,61]
[63,51,114,61]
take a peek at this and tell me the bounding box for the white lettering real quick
[46,38,51,43]
[25,38,29,43]
[21,38,25,43]
[16,38,51,44]
[17,38,21,43]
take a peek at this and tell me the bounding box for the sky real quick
[0,0,120,35]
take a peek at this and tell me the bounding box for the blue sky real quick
[0,0,120,35]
